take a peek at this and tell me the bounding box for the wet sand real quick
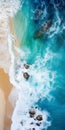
[0,89,5,130]
[0,68,13,130]
[9,17,20,60]
[0,2,19,129]
[0,5,13,129]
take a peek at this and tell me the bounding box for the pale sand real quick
[0,4,13,130]
[0,7,11,73]
[0,1,20,73]
[0,3,19,130]
[0,89,5,130]
[9,17,20,61]
[0,69,13,130]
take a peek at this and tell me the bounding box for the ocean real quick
[6,0,65,130]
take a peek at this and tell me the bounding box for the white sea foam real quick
[0,0,20,17]
[8,31,53,129]
[11,107,51,130]
[9,45,57,130]
[47,3,65,38]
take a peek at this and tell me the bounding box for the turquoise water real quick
[11,1,65,130]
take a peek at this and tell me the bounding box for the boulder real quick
[20,121,23,125]
[33,20,52,39]
[30,122,34,125]
[33,30,43,39]
[36,115,43,121]
[36,122,41,126]
[23,72,30,80]
[24,63,29,69]
[29,109,36,118]
[34,9,42,20]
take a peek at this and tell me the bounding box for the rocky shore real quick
[20,106,44,130]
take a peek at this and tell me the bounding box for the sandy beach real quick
[0,89,5,130]
[0,69,13,130]
[0,2,19,130]
[9,17,20,62]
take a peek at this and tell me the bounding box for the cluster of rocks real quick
[33,20,52,39]
[29,108,43,130]
[22,64,43,129]
[23,63,30,80]
[20,107,44,130]
[34,9,42,20]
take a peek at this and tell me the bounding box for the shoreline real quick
[0,68,13,130]
[0,1,20,129]
[0,6,13,129]
[0,6,19,130]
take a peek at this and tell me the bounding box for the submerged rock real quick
[24,63,30,69]
[33,29,43,39]
[36,115,43,121]
[34,9,42,20]
[29,109,36,118]
[33,20,52,39]
[23,72,30,80]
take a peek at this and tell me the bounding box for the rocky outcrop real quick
[23,72,30,80]
[36,115,43,121]
[29,109,36,118]
[24,63,30,69]
[33,20,52,39]
[34,9,42,20]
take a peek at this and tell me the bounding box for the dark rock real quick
[35,106,38,109]
[33,30,43,39]
[36,115,43,121]
[41,20,52,32]
[23,72,30,80]
[30,115,34,118]
[29,109,36,118]
[29,110,36,115]
[34,118,36,120]
[32,128,35,130]
[33,20,52,39]
[20,121,23,125]
[30,122,34,125]
[36,123,41,126]
[35,9,42,20]
[24,64,30,69]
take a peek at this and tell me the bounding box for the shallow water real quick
[1,0,65,130]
